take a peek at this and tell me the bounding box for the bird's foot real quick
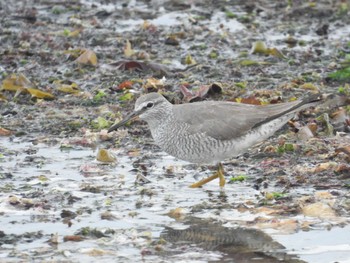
[189,163,226,188]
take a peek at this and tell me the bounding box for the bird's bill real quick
[107,108,144,133]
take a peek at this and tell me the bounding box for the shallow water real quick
[1,138,349,262]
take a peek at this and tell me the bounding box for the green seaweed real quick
[328,67,350,82]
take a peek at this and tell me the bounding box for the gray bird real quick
[108,92,321,187]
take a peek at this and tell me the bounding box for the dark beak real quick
[107,108,144,133]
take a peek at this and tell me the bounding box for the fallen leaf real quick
[79,164,104,174]
[251,41,286,59]
[238,59,270,66]
[124,40,135,58]
[185,54,196,65]
[335,163,350,176]
[117,80,134,90]
[96,148,117,163]
[300,82,319,91]
[254,217,298,233]
[55,81,80,94]
[180,84,194,102]
[111,60,171,75]
[297,125,314,141]
[313,162,338,173]
[0,127,13,136]
[100,211,117,220]
[331,108,348,120]
[127,148,140,157]
[315,191,334,200]
[143,77,165,92]
[164,35,179,46]
[317,113,334,135]
[27,88,55,99]
[308,122,318,134]
[1,73,33,92]
[251,40,268,54]
[76,49,98,66]
[141,20,157,33]
[301,202,336,218]
[167,207,187,220]
[67,29,81,37]
[63,235,83,242]
[114,60,145,71]
[335,145,350,157]
[267,47,286,59]
[85,248,112,256]
[0,93,7,101]
[1,74,54,100]
[238,96,262,105]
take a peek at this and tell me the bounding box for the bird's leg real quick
[218,163,225,187]
[189,163,226,188]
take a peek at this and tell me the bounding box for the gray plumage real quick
[108,92,321,164]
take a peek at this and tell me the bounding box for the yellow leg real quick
[218,163,226,188]
[189,163,226,188]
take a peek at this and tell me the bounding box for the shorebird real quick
[108,92,321,188]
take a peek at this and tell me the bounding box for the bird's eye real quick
[146,102,154,108]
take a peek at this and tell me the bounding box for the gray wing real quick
[173,99,311,141]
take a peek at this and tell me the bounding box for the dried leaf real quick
[128,148,141,157]
[143,77,165,92]
[331,108,348,123]
[313,162,338,173]
[251,41,286,59]
[180,84,199,102]
[85,248,111,256]
[301,202,336,218]
[124,40,135,58]
[317,113,334,135]
[76,49,98,66]
[251,41,268,54]
[196,85,210,98]
[185,54,196,65]
[335,145,350,157]
[308,122,318,134]
[300,82,319,91]
[114,60,145,71]
[27,88,55,99]
[267,47,287,59]
[67,29,81,37]
[314,191,334,200]
[117,80,134,90]
[56,82,80,94]
[0,93,7,101]
[254,218,298,233]
[79,164,104,174]
[335,163,350,175]
[164,35,179,46]
[96,148,117,163]
[236,96,262,105]
[63,235,83,242]
[112,60,171,75]
[141,20,157,33]
[1,73,32,92]
[63,49,82,59]
[0,127,13,136]
[167,207,187,220]
[239,59,261,66]
[297,125,314,141]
